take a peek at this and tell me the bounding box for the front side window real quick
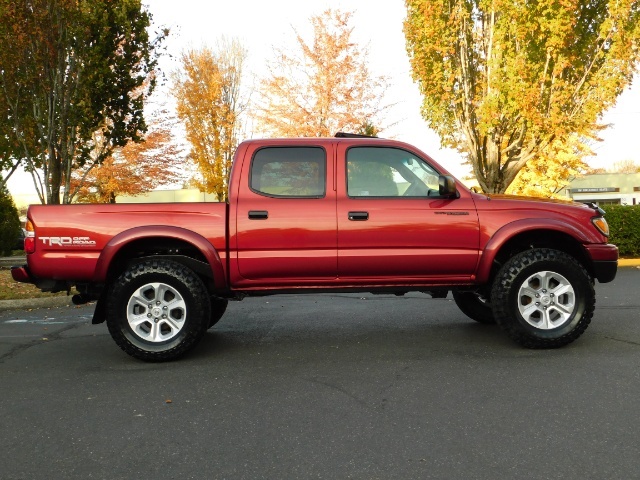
[347,147,440,197]
[250,147,326,198]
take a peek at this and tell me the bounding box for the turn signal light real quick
[24,220,36,254]
[591,217,609,237]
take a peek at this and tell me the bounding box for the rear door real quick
[234,143,337,286]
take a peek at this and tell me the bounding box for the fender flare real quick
[476,218,592,284]
[92,225,227,289]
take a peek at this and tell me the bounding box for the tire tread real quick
[491,248,594,349]
[106,259,210,362]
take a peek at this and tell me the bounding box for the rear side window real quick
[250,147,326,198]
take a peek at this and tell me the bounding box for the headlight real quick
[591,216,609,237]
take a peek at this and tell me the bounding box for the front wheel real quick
[106,259,211,361]
[491,249,594,348]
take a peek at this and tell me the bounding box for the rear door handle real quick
[248,210,268,220]
[348,211,369,221]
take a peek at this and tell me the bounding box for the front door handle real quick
[248,210,268,220]
[348,211,369,221]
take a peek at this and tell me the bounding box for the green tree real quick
[0,185,21,255]
[405,0,640,193]
[172,39,247,201]
[257,9,389,137]
[0,0,166,204]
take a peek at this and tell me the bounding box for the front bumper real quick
[585,244,618,283]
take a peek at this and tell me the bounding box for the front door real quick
[336,145,480,283]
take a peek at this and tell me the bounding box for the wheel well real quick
[490,230,591,282]
[106,237,212,287]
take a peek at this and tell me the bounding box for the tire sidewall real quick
[498,253,591,340]
[107,261,209,359]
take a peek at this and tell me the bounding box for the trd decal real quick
[39,236,97,247]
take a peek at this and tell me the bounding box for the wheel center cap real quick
[152,307,162,317]
[541,296,552,305]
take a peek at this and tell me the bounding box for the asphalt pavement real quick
[1,267,640,479]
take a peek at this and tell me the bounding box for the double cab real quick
[12,134,618,360]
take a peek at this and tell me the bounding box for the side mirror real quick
[438,175,457,198]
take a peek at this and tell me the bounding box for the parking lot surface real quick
[1,268,639,479]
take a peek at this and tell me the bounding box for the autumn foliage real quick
[257,9,389,137]
[405,0,640,193]
[506,136,591,198]
[71,128,184,203]
[172,40,246,201]
[0,0,164,204]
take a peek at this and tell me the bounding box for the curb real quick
[0,296,74,312]
[619,259,640,267]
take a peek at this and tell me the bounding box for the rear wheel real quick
[491,249,594,348]
[106,259,210,361]
[452,290,495,324]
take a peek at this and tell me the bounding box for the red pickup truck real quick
[12,134,618,361]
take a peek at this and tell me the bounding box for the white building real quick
[565,173,640,206]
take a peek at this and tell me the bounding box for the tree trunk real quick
[48,150,61,204]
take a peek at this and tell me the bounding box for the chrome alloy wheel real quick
[517,270,576,330]
[126,282,187,342]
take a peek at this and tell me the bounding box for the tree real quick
[0,184,21,255]
[609,159,640,173]
[172,39,247,201]
[404,0,640,193]
[257,9,389,137]
[506,135,591,198]
[0,0,166,204]
[70,125,185,203]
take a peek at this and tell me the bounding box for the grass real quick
[0,267,71,301]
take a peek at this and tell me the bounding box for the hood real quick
[484,194,581,207]
[475,193,605,217]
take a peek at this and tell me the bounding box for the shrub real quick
[0,185,22,255]
[604,205,640,258]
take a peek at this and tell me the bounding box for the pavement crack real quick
[0,323,84,363]
[304,377,380,414]
[603,336,640,347]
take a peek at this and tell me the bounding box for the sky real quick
[7,0,640,199]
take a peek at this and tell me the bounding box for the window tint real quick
[347,147,440,197]
[250,147,326,197]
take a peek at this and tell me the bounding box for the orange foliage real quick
[257,9,389,137]
[71,128,185,203]
[172,40,246,201]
